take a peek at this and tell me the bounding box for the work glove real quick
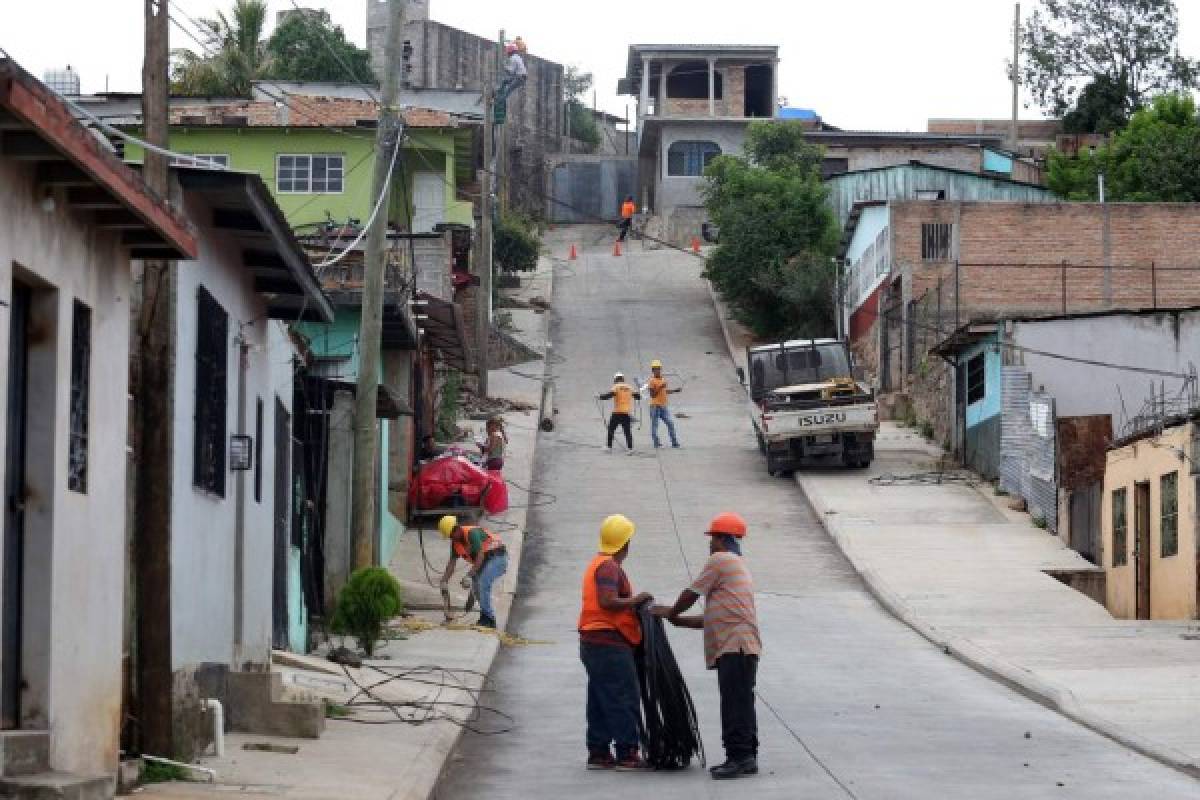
[461,574,474,590]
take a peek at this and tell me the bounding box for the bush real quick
[331,567,403,657]
[495,213,541,273]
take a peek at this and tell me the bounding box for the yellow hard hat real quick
[650,359,663,369]
[438,515,458,538]
[598,514,635,554]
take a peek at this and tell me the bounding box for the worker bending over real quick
[654,512,761,780]
[579,515,653,771]
[438,515,508,629]
[643,359,681,448]
[598,372,640,454]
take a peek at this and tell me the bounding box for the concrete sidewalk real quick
[799,430,1200,778]
[139,244,558,800]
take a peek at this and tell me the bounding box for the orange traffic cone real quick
[568,243,577,260]
[613,240,622,257]
[691,236,701,255]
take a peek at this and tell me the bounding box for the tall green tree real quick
[702,121,839,339]
[171,0,269,96]
[1061,75,1131,134]
[265,9,374,85]
[1019,0,1197,121]
[563,65,601,153]
[1047,93,1200,200]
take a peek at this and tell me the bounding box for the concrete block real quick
[0,771,112,800]
[0,732,49,777]
[225,671,324,739]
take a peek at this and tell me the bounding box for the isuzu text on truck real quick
[737,338,878,475]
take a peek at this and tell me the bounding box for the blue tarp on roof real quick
[778,107,818,120]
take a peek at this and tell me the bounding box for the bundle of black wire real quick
[635,606,704,770]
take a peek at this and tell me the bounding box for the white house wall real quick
[1010,311,1200,425]
[170,190,295,672]
[0,159,130,776]
[654,122,749,215]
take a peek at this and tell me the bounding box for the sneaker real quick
[586,752,616,770]
[671,443,680,448]
[615,754,651,771]
[653,442,662,449]
[477,614,496,629]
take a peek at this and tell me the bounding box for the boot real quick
[710,756,757,780]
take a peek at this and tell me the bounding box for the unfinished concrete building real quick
[366,0,564,215]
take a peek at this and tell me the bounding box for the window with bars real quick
[194,287,228,496]
[277,154,344,193]
[666,141,721,176]
[67,301,90,493]
[921,222,952,261]
[1111,488,1127,567]
[1161,471,1179,557]
[966,352,985,405]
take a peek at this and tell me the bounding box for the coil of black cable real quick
[635,606,705,770]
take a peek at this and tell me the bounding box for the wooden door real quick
[271,400,291,650]
[1135,481,1152,620]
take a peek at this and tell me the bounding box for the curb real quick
[420,251,556,799]
[702,280,1200,782]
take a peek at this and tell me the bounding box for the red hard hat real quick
[706,512,747,538]
[505,43,518,55]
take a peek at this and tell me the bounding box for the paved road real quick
[438,229,1199,799]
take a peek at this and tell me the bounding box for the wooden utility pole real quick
[478,102,493,399]
[496,30,507,214]
[352,0,406,569]
[134,0,174,758]
[1010,3,1020,151]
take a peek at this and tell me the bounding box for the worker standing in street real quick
[579,514,653,771]
[642,359,681,448]
[598,372,640,454]
[653,512,761,780]
[617,195,636,242]
[438,515,508,629]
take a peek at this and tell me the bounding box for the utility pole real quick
[477,49,496,398]
[352,0,406,570]
[134,0,173,758]
[1010,2,1020,151]
[496,30,507,214]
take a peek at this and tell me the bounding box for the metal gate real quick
[1000,367,1057,532]
[547,157,637,223]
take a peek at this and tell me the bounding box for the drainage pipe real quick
[205,697,225,758]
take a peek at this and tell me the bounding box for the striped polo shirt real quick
[690,550,761,668]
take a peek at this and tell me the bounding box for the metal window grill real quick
[194,287,229,496]
[67,301,90,493]
[921,222,952,261]
[1161,471,1179,557]
[1112,488,1128,567]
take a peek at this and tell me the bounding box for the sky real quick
[3,0,1200,131]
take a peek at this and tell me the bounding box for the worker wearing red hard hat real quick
[653,512,760,780]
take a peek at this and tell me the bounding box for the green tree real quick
[702,121,839,339]
[265,9,375,85]
[564,65,601,153]
[1061,76,1132,134]
[1019,0,1197,119]
[171,0,269,96]
[1047,93,1200,201]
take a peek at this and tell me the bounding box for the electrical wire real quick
[313,136,401,268]
[635,606,705,770]
[338,663,515,734]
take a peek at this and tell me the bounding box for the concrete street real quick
[437,227,1200,799]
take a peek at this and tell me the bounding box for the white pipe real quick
[142,754,216,783]
[205,698,225,758]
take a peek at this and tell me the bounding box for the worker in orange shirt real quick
[598,372,640,454]
[617,195,636,242]
[642,359,681,448]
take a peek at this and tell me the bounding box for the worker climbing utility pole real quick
[352,0,407,569]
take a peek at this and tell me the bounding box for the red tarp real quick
[410,455,508,514]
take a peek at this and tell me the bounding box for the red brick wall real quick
[893,201,1200,320]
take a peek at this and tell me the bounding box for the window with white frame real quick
[277,154,345,193]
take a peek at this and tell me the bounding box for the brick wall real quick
[661,63,748,118]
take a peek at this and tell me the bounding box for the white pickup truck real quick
[737,338,878,475]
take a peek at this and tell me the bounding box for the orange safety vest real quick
[577,554,642,646]
[451,526,504,562]
[610,383,634,415]
[621,201,636,220]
